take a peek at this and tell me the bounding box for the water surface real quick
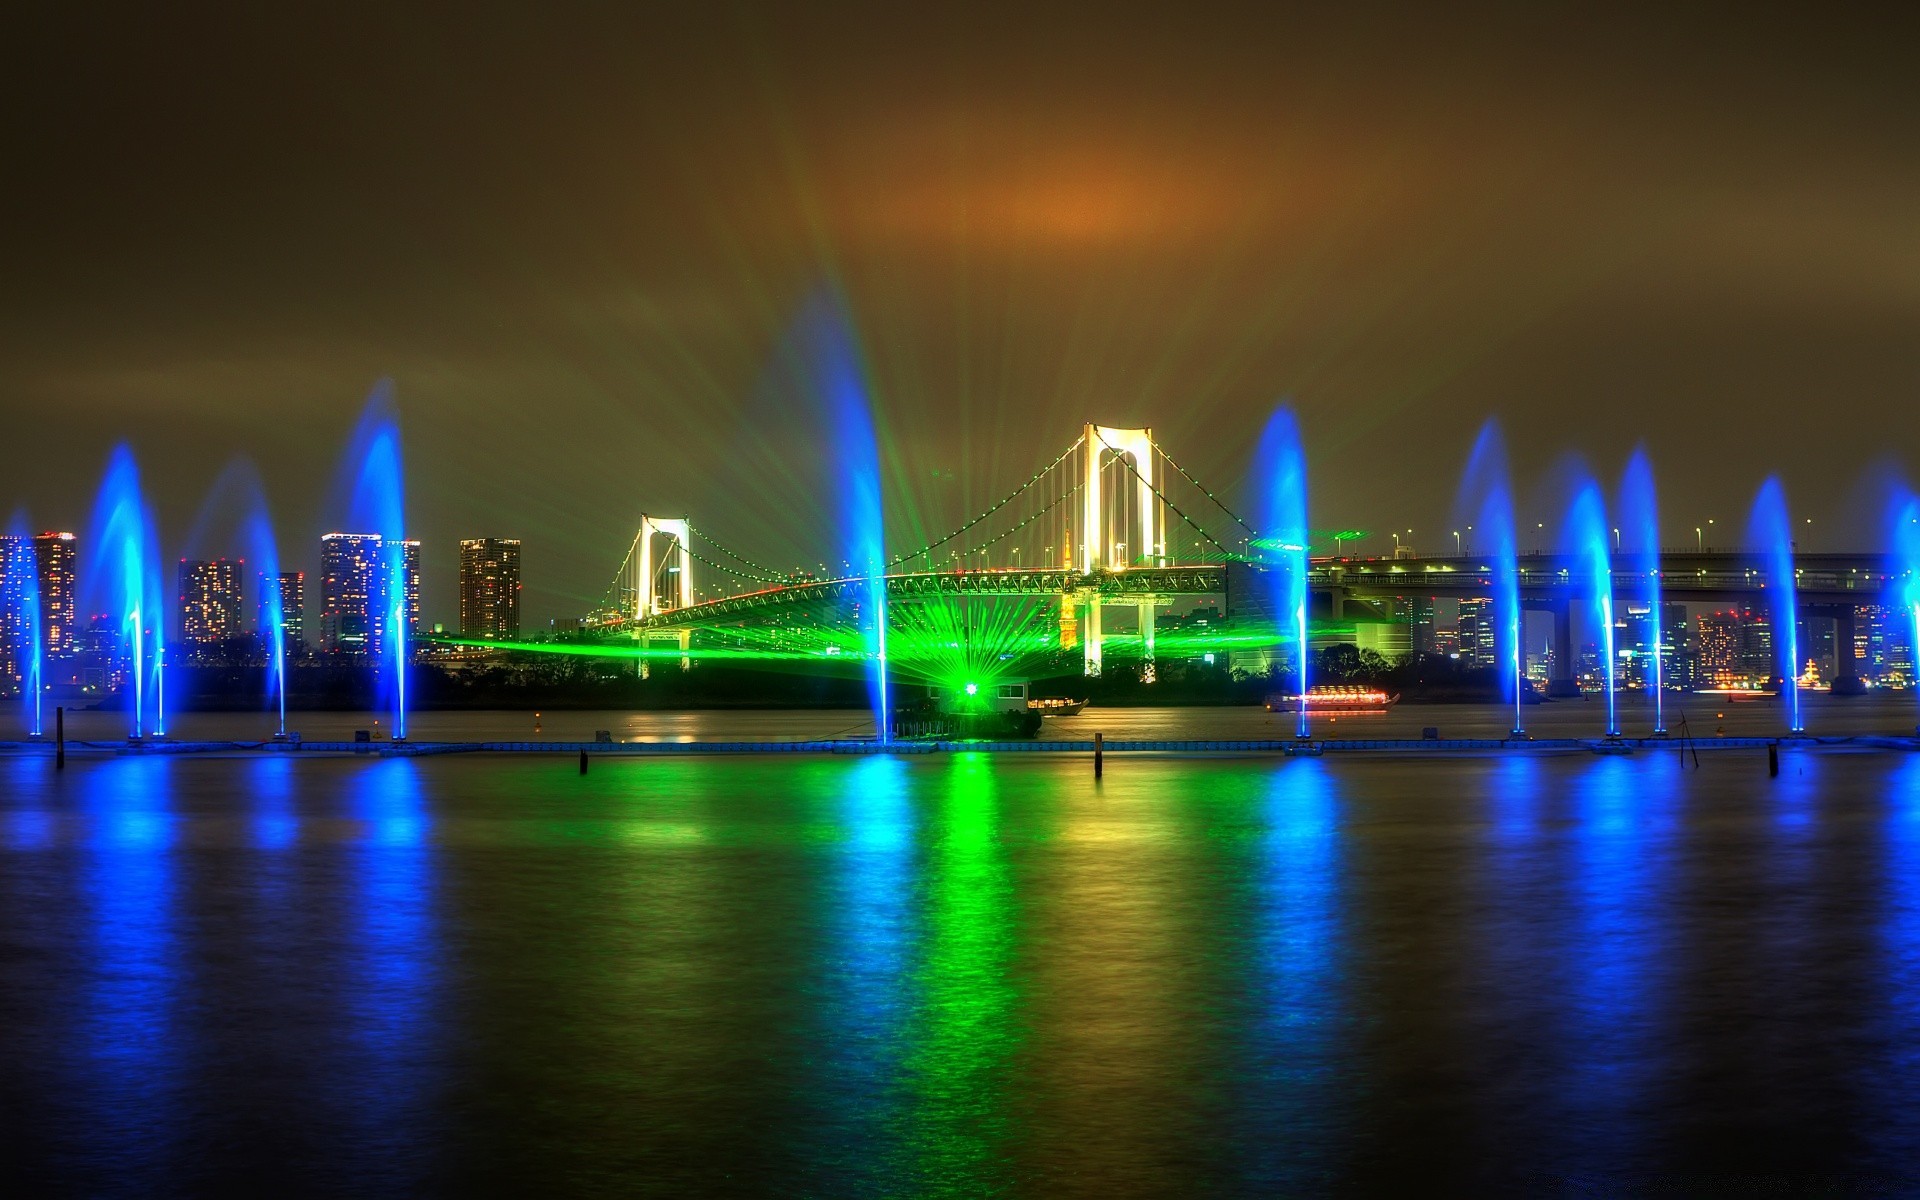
[2,748,1918,1194]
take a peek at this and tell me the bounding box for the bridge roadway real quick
[617,551,1903,690]
[630,551,1899,629]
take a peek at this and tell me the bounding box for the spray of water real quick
[182,460,290,735]
[787,293,890,741]
[82,446,166,737]
[1457,421,1525,736]
[337,383,409,740]
[1254,407,1312,738]
[1618,449,1664,732]
[1748,477,1803,733]
[1888,487,1920,727]
[1562,475,1619,737]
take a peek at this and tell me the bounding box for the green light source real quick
[964,681,979,696]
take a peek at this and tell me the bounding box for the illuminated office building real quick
[33,532,76,657]
[178,559,244,647]
[320,533,420,655]
[458,538,522,639]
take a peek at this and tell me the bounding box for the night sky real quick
[6,6,1920,624]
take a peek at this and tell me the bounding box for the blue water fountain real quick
[82,446,167,738]
[337,384,410,740]
[1457,421,1525,737]
[1254,407,1312,738]
[1618,449,1664,733]
[1562,474,1619,737]
[184,460,292,736]
[1748,477,1803,734]
[1889,487,1920,731]
[3,512,43,737]
[792,293,890,742]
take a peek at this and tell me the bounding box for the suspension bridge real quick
[586,421,1909,686]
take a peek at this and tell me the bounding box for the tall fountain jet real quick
[338,384,410,740]
[1889,487,1920,731]
[1748,478,1804,734]
[1254,406,1312,738]
[790,292,890,742]
[82,446,166,738]
[190,461,291,736]
[1618,449,1665,733]
[3,511,43,737]
[1562,474,1619,737]
[1456,421,1525,737]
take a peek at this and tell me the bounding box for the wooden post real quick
[1094,730,1103,779]
[55,706,65,770]
[1768,743,1779,778]
[579,749,588,776]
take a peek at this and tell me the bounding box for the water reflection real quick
[1872,756,1920,1170]
[74,757,181,1188]
[900,752,1021,1193]
[248,755,299,851]
[1559,754,1675,1170]
[1240,759,1345,1190]
[819,754,919,1192]
[340,759,440,1187]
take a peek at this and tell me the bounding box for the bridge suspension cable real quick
[600,531,641,613]
[947,480,1083,563]
[886,434,1086,569]
[689,528,784,583]
[1092,428,1241,561]
[1154,442,1258,535]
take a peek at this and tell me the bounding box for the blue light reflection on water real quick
[1559,754,1675,1166]
[340,758,439,1186]
[1870,755,1920,1170]
[249,754,299,851]
[819,755,919,1190]
[1239,758,1345,1190]
[74,757,181,1185]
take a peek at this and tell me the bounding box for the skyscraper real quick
[33,532,76,657]
[1457,598,1496,668]
[320,534,379,653]
[400,539,421,635]
[0,536,33,684]
[179,559,244,648]
[265,570,305,656]
[320,533,420,655]
[458,538,522,639]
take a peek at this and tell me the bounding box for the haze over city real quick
[7,7,1920,625]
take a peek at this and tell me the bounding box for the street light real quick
[1452,530,1461,555]
[1696,526,1702,552]
[1612,527,1620,552]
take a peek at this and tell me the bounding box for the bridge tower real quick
[631,515,694,673]
[1080,425,1162,678]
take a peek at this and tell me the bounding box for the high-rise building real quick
[178,559,244,648]
[458,538,522,639]
[0,536,33,684]
[1457,598,1496,668]
[33,532,76,657]
[1695,610,1740,683]
[400,539,421,635]
[1393,596,1437,658]
[320,533,420,655]
[1695,607,1771,685]
[321,533,378,653]
[264,570,305,656]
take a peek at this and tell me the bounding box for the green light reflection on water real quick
[896,751,1023,1193]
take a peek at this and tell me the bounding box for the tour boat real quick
[1028,697,1087,716]
[1265,685,1398,713]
